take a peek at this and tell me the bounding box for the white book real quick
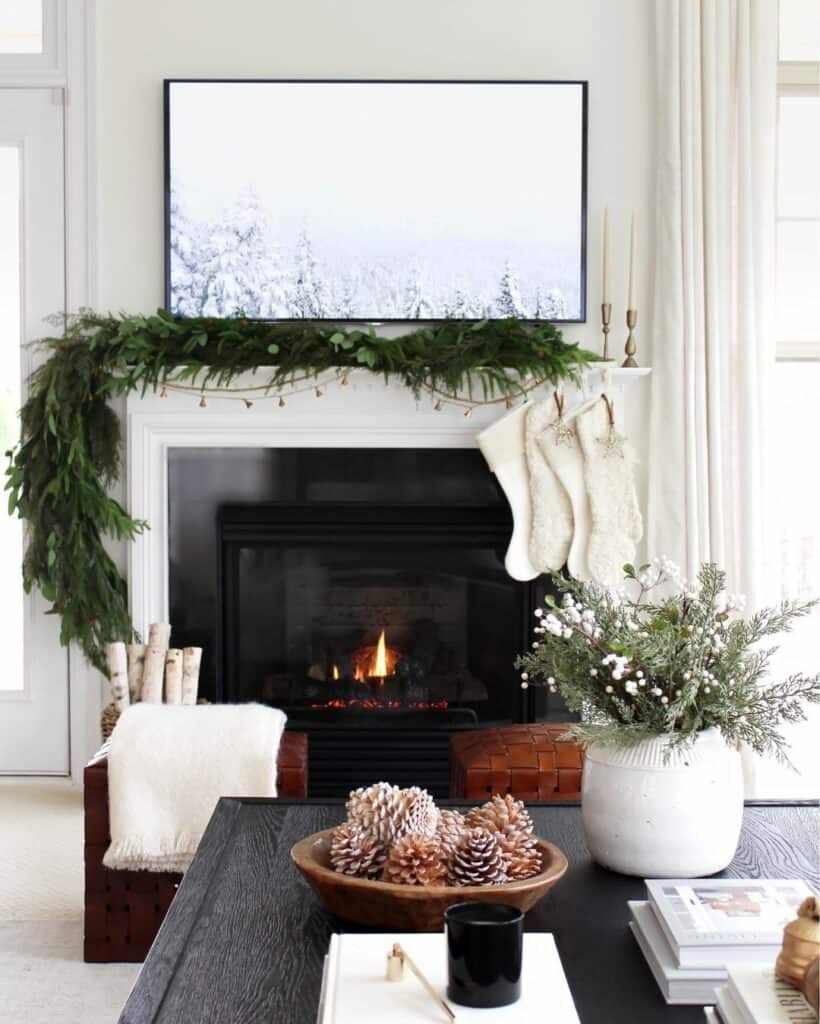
[726,965,816,1024]
[645,879,813,969]
[716,985,747,1024]
[317,931,579,1024]
[629,901,726,1005]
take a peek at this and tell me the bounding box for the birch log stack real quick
[182,647,202,705]
[106,642,130,713]
[126,644,146,702]
[141,645,167,703]
[147,622,172,650]
[164,649,183,704]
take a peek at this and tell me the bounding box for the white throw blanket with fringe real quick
[103,702,286,873]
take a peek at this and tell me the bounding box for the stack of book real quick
[317,932,580,1023]
[628,878,814,1005]
[706,964,816,1023]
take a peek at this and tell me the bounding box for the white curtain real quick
[648,0,778,611]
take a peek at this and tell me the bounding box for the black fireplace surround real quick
[169,448,565,796]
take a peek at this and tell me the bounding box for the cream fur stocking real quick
[477,405,539,581]
[575,397,643,587]
[525,397,573,573]
[536,417,591,581]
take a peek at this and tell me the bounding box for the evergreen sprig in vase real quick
[517,559,820,877]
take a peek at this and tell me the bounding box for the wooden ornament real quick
[126,643,146,702]
[141,645,166,703]
[776,896,820,990]
[801,957,819,1014]
[105,642,130,712]
[164,648,183,704]
[181,647,202,705]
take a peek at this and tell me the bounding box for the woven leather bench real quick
[84,730,308,963]
[450,724,584,801]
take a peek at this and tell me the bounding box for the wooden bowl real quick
[290,828,568,931]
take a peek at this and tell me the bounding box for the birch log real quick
[126,644,146,702]
[147,622,172,650]
[181,647,202,705]
[141,645,166,703]
[164,648,183,704]
[106,642,130,713]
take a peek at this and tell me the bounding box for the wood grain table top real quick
[118,800,819,1024]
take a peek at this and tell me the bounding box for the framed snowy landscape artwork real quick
[165,80,588,322]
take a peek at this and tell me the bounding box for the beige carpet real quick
[0,782,139,1023]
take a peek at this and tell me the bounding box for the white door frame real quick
[0,0,98,782]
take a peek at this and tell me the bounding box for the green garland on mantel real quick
[5,309,598,673]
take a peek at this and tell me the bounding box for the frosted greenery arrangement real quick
[517,559,820,761]
[4,310,597,672]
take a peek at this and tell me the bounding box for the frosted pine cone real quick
[449,828,508,886]
[382,833,447,887]
[436,809,468,861]
[500,832,542,880]
[465,794,534,838]
[329,822,388,879]
[465,794,538,879]
[346,782,438,844]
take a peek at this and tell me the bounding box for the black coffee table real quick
[118,800,819,1024]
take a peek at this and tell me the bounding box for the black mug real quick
[444,902,524,1008]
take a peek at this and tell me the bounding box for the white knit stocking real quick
[575,397,643,587]
[477,405,539,581]
[537,417,591,581]
[525,397,573,573]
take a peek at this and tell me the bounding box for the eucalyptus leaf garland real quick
[5,310,598,672]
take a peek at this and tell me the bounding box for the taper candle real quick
[627,211,636,309]
[602,207,610,304]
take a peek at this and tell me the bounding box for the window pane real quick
[0,147,24,691]
[779,0,820,61]
[776,221,820,341]
[778,96,820,219]
[0,0,42,54]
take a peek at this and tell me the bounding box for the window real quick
[0,147,24,690]
[0,1,42,54]
[765,1,820,796]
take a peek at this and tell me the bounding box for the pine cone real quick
[449,828,508,886]
[347,782,438,844]
[100,702,120,740]
[329,822,387,878]
[465,795,538,880]
[382,833,447,886]
[436,809,468,861]
[465,794,534,838]
[499,832,542,880]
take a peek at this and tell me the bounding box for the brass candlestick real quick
[622,308,638,367]
[601,302,612,360]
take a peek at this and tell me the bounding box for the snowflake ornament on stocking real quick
[595,396,627,459]
[546,393,575,448]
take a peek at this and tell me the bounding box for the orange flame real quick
[371,629,388,678]
[332,664,340,681]
[354,664,365,683]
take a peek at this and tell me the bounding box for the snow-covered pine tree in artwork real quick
[495,260,527,318]
[403,265,435,319]
[198,187,287,318]
[541,287,567,320]
[169,184,207,317]
[290,227,326,318]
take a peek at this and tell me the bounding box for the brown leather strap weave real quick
[84,731,308,963]
[450,724,584,802]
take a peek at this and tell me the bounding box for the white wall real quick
[95,0,655,347]
[89,0,656,757]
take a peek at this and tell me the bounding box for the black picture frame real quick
[163,79,589,325]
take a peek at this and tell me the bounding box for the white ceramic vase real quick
[581,727,743,877]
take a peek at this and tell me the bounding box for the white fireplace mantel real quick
[126,365,650,635]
